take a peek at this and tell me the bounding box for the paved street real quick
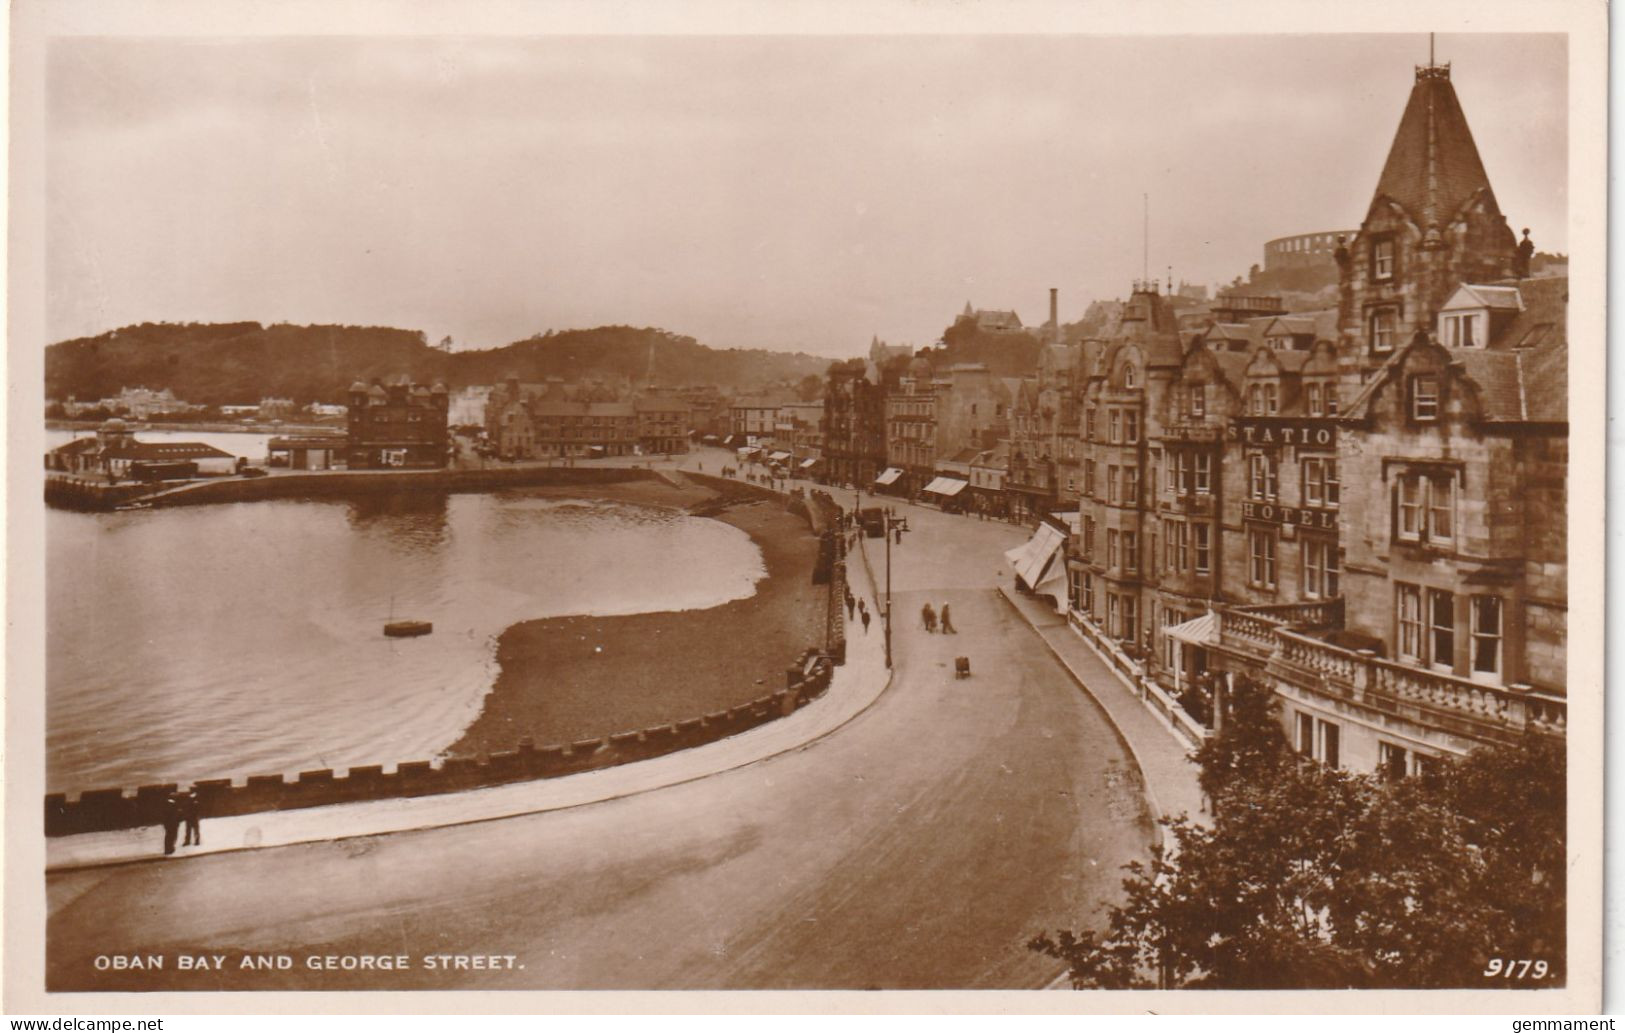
[47,468,1159,991]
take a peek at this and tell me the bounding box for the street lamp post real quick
[882,511,908,669]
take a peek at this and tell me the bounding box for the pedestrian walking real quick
[921,602,937,633]
[941,603,956,634]
[846,591,856,620]
[860,608,871,635]
[179,789,202,846]
[160,793,182,856]
[894,525,903,546]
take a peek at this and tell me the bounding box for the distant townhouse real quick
[634,392,692,455]
[345,377,450,468]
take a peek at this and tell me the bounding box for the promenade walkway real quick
[998,586,1206,827]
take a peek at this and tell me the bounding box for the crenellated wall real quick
[45,656,836,837]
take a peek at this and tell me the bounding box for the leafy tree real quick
[1032,676,1566,989]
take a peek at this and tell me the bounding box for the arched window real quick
[1124,364,1137,389]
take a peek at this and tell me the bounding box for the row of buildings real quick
[829,58,1568,775]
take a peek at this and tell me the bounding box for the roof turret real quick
[1371,63,1498,231]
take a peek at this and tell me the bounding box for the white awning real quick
[874,467,903,486]
[1007,523,1067,591]
[736,446,760,457]
[1165,612,1219,647]
[922,476,969,497]
[799,457,819,469]
[769,451,791,461]
[1032,551,1070,612]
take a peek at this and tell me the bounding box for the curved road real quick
[47,486,1154,991]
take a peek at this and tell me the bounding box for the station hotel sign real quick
[1225,417,1338,449]
[1230,417,1339,530]
[1241,499,1339,531]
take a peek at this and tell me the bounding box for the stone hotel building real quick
[1026,58,1566,774]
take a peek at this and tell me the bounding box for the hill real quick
[45,323,829,405]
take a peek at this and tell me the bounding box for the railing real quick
[1271,628,1360,693]
[1235,597,1344,629]
[1068,608,1209,749]
[1227,612,1568,740]
[1219,610,1279,654]
[1365,659,1566,738]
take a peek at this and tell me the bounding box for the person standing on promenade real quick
[894,524,903,546]
[179,789,202,847]
[922,602,936,633]
[860,606,871,636]
[941,603,956,634]
[161,794,182,856]
[846,589,856,620]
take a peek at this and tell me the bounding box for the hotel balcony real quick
[1204,601,1565,746]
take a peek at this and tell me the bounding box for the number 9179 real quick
[1484,958,1548,979]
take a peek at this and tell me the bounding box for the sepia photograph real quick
[5,0,1606,1016]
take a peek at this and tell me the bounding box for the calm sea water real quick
[46,490,765,792]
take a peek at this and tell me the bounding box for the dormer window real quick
[1307,383,1323,416]
[1440,312,1482,348]
[1124,364,1137,389]
[1264,383,1279,415]
[1190,384,1206,417]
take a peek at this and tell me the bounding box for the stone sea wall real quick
[140,465,660,508]
[46,653,836,837]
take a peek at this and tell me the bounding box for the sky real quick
[45,32,1567,358]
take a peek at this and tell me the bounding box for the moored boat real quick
[383,620,433,638]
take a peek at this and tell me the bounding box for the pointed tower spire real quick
[1371,56,1497,235]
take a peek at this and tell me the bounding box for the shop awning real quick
[875,467,903,486]
[737,446,761,457]
[769,451,791,462]
[799,457,819,469]
[922,476,969,497]
[1032,550,1069,611]
[1005,522,1067,592]
[1165,612,1219,647]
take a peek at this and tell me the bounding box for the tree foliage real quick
[1031,676,1566,989]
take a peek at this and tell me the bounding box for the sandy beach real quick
[446,478,826,757]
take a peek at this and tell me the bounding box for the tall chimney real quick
[1049,287,1059,342]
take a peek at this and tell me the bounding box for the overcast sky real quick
[46,33,1566,358]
